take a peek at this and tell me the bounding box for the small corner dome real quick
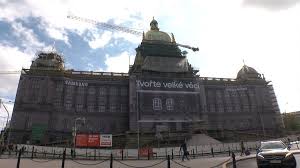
[144,18,172,42]
[30,51,64,70]
[237,65,262,80]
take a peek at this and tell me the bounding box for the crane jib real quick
[67,15,199,51]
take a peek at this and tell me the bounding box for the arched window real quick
[99,87,106,96]
[153,98,162,110]
[166,98,174,111]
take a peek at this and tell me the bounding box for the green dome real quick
[237,65,261,80]
[143,18,172,42]
[30,51,64,70]
[145,30,171,42]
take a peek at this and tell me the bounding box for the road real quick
[230,154,300,168]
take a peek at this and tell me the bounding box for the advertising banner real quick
[87,134,100,147]
[76,134,112,147]
[139,147,153,157]
[100,134,112,147]
[76,134,88,147]
[135,77,202,122]
[135,78,201,91]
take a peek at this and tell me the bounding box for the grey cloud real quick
[0,0,20,6]
[243,0,300,10]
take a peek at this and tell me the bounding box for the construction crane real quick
[0,71,21,75]
[67,15,199,52]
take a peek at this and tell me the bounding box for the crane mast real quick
[67,15,199,52]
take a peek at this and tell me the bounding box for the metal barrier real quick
[0,142,261,168]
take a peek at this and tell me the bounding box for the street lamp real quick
[73,117,85,149]
[0,99,11,145]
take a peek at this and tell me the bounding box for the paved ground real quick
[0,156,230,168]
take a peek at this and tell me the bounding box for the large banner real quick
[75,134,88,147]
[87,134,100,147]
[76,134,111,147]
[134,77,202,125]
[136,78,200,91]
[100,134,112,147]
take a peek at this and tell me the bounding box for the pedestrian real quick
[287,138,291,149]
[240,141,245,156]
[179,141,189,161]
[297,137,300,149]
[245,148,250,156]
[71,148,74,158]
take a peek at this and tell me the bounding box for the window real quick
[63,119,69,130]
[76,87,85,103]
[87,87,96,111]
[231,90,237,97]
[54,83,63,107]
[24,116,32,129]
[64,101,72,110]
[29,79,40,102]
[87,105,94,113]
[120,104,128,113]
[109,87,118,96]
[120,87,128,96]
[76,104,84,112]
[98,97,106,104]
[110,104,117,112]
[166,98,174,111]
[231,91,240,113]
[224,91,232,113]
[88,87,96,95]
[98,105,106,112]
[64,86,74,110]
[56,83,63,92]
[77,87,85,94]
[54,101,62,108]
[49,118,56,130]
[99,87,106,96]
[216,90,224,113]
[153,98,162,110]
[76,87,85,112]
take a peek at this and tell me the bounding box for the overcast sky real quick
[0,0,300,127]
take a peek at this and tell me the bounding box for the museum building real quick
[9,19,284,145]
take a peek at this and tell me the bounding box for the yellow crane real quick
[0,71,21,75]
[67,14,199,52]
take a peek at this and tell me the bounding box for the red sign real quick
[87,134,100,147]
[76,134,100,147]
[76,134,88,147]
[139,147,153,157]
